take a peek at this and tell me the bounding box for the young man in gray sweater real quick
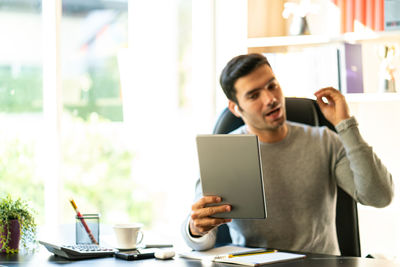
[181,53,394,255]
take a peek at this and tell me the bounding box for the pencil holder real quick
[75,213,100,245]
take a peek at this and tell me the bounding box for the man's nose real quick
[260,89,276,106]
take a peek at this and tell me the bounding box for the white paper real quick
[178,245,264,261]
[215,252,306,266]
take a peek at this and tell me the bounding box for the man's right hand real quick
[189,196,232,237]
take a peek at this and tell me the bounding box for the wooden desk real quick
[1,248,400,267]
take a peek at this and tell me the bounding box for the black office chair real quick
[212,97,361,257]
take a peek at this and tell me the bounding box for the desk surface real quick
[1,249,400,267]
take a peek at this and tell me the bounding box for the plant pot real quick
[0,219,21,253]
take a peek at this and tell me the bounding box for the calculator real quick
[39,240,116,260]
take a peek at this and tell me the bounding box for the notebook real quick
[214,251,306,266]
[196,134,267,219]
[178,245,306,266]
[178,245,264,261]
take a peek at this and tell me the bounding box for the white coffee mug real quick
[113,223,144,249]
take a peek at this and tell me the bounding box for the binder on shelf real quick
[345,0,355,32]
[366,0,376,30]
[375,0,384,31]
[338,43,364,94]
[354,1,366,28]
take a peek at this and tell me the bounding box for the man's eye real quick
[269,83,278,90]
[249,93,259,99]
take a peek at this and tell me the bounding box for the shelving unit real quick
[245,0,400,101]
[344,92,400,102]
[247,30,400,52]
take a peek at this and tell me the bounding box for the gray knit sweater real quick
[181,117,393,255]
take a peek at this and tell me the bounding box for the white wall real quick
[349,100,400,257]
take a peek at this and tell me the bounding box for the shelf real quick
[344,93,400,103]
[248,35,341,48]
[247,30,400,50]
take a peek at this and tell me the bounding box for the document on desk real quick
[214,251,306,266]
[178,245,305,266]
[178,245,264,260]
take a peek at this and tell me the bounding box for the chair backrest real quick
[212,97,361,257]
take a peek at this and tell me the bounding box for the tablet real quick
[196,134,267,219]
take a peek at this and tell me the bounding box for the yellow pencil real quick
[228,249,277,258]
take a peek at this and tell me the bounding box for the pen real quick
[228,249,277,258]
[69,199,98,245]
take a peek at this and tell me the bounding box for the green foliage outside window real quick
[64,56,123,122]
[0,66,42,113]
[0,112,153,227]
[0,56,123,121]
[0,135,44,225]
[62,112,153,226]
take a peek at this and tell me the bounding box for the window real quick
[1,0,221,248]
[0,0,45,224]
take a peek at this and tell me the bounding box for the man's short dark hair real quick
[220,53,271,104]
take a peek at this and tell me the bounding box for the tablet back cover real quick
[196,134,267,219]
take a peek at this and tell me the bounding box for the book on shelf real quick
[384,0,400,31]
[338,43,364,94]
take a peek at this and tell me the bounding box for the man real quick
[181,53,393,255]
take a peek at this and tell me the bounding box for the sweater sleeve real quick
[180,215,217,251]
[334,116,394,207]
[180,179,218,250]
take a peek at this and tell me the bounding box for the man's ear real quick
[228,100,241,118]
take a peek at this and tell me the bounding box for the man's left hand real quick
[314,87,350,126]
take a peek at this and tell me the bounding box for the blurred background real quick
[1,0,400,257]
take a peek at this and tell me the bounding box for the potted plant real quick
[0,194,37,253]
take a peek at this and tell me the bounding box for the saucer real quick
[116,245,145,251]
[101,234,145,251]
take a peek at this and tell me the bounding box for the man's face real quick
[231,64,286,132]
